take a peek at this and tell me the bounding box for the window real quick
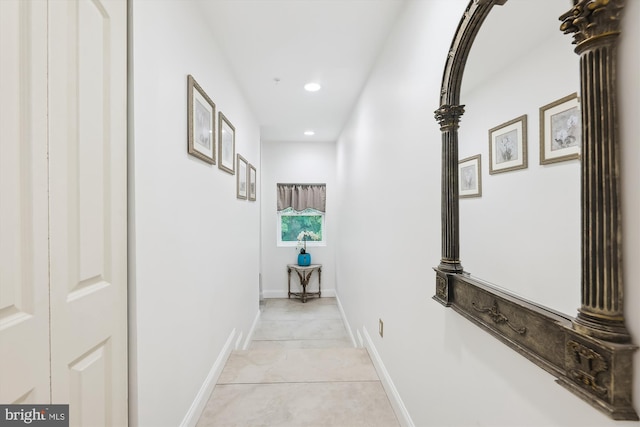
[277,208,325,247]
[276,183,326,247]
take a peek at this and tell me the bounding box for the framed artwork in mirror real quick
[539,93,581,164]
[236,154,248,200]
[489,115,527,174]
[187,75,216,164]
[459,154,482,198]
[218,112,236,174]
[248,164,257,201]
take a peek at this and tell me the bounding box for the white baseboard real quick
[179,329,237,427]
[362,326,414,427]
[335,295,357,347]
[262,288,336,299]
[242,308,261,350]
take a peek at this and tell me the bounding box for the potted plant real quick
[296,230,320,266]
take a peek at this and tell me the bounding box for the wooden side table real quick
[287,264,322,303]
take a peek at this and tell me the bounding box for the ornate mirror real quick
[433,0,637,420]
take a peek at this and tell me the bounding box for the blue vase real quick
[298,253,311,266]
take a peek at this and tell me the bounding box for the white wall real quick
[130,1,261,426]
[260,140,337,298]
[336,1,640,426]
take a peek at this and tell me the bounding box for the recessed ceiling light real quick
[304,82,321,92]
[304,130,315,136]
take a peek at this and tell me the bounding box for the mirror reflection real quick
[458,0,580,315]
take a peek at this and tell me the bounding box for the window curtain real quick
[277,183,326,213]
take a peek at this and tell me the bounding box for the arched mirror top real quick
[437,0,506,108]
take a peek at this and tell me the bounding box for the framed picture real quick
[248,164,257,201]
[236,154,248,200]
[489,114,527,174]
[218,112,236,174]
[459,154,482,198]
[539,93,581,164]
[187,75,216,164]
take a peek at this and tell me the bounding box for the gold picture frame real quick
[187,75,215,164]
[488,114,527,174]
[459,154,482,198]
[248,164,257,201]
[236,154,248,200]
[539,93,580,164]
[218,112,236,174]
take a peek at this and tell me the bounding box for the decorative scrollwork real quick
[436,276,447,300]
[434,105,465,130]
[567,341,609,397]
[560,0,625,46]
[472,300,526,335]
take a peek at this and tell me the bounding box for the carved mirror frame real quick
[433,0,637,420]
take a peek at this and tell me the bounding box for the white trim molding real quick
[179,329,237,427]
[336,295,357,348]
[362,326,415,427]
[243,308,262,350]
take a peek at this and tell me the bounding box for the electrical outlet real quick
[379,319,384,338]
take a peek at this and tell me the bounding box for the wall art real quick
[539,93,580,164]
[218,112,236,173]
[489,114,527,174]
[236,154,248,200]
[459,154,482,198]
[187,75,216,164]
[248,163,257,201]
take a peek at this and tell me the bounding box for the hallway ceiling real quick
[198,0,406,143]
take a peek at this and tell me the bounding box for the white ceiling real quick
[198,0,406,143]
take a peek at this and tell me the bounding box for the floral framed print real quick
[236,154,248,200]
[218,112,236,174]
[489,114,527,174]
[459,154,482,198]
[539,93,581,165]
[248,164,257,201]
[187,75,216,164]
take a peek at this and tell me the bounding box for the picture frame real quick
[236,154,248,200]
[187,75,216,164]
[539,93,581,165]
[248,164,257,201]
[489,114,527,174]
[218,112,236,174]
[459,154,482,198]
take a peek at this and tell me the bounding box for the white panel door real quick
[48,1,128,426]
[0,0,50,405]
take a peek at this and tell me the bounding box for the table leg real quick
[287,267,292,298]
[296,270,310,303]
[318,267,322,298]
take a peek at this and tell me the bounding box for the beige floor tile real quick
[248,338,354,350]
[218,348,379,384]
[197,382,400,427]
[260,300,342,321]
[196,297,399,426]
[252,318,348,341]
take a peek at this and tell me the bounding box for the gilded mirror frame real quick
[433,0,637,420]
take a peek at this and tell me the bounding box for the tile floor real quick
[196,297,400,427]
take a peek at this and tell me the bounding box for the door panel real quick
[69,340,112,427]
[0,0,50,405]
[48,0,127,425]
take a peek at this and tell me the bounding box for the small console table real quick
[287,264,322,303]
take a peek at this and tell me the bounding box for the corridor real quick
[196,298,400,426]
